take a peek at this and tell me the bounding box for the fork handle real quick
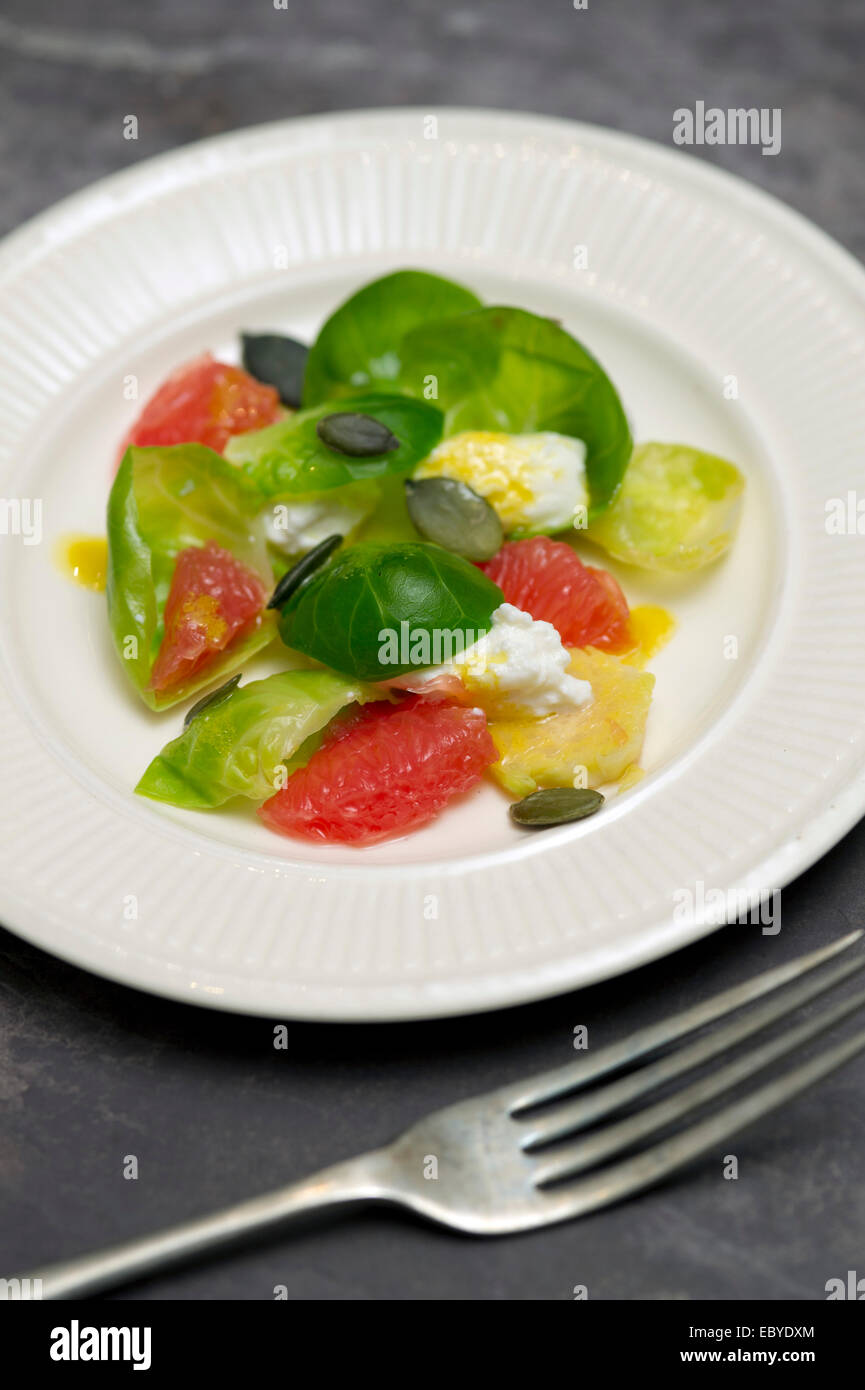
[3,1150,392,1300]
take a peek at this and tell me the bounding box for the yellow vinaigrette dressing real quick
[620,604,676,668]
[55,534,108,592]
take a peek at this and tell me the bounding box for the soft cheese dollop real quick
[264,490,375,555]
[415,430,588,535]
[411,603,592,718]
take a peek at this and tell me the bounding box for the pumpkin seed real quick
[404,477,503,560]
[241,333,308,408]
[316,412,400,457]
[183,673,242,728]
[509,787,605,828]
[266,533,342,610]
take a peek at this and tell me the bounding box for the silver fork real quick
[5,930,865,1300]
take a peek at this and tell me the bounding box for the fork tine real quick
[519,945,865,1147]
[505,930,862,1112]
[531,981,865,1185]
[538,1023,865,1225]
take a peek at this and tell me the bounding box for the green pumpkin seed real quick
[509,787,605,828]
[267,533,342,610]
[241,333,308,408]
[183,673,242,728]
[316,412,400,457]
[404,477,503,560]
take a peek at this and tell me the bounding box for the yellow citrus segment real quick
[488,647,655,797]
[617,763,645,792]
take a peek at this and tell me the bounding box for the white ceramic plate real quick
[1,109,864,1020]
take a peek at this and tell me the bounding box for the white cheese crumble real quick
[513,432,589,534]
[412,603,592,717]
[265,492,375,555]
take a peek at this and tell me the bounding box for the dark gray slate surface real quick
[1,0,864,1300]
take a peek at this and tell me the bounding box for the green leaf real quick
[352,476,422,546]
[277,542,504,680]
[106,444,275,710]
[224,393,443,498]
[136,669,372,808]
[302,269,483,405]
[398,307,632,515]
[586,442,745,571]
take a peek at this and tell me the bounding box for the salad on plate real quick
[76,270,745,846]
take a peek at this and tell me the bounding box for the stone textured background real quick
[1,0,864,1300]
[1,0,863,256]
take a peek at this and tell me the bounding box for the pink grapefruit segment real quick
[478,536,630,651]
[149,540,267,693]
[117,353,281,464]
[260,697,497,845]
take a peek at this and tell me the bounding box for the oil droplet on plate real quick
[55,534,108,592]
